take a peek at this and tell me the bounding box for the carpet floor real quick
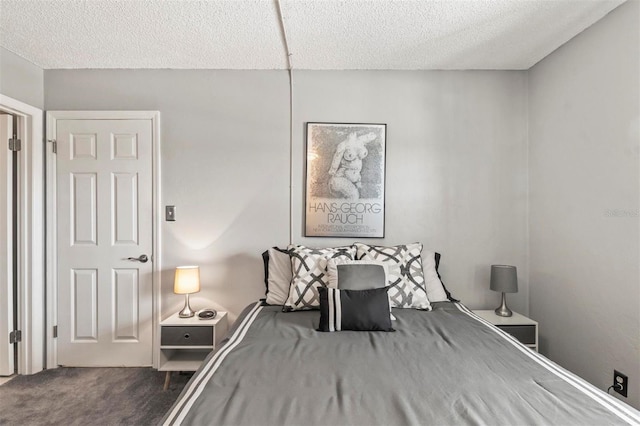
[0,367,191,425]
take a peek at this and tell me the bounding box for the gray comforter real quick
[164,302,640,425]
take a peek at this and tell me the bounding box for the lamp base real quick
[178,293,195,318]
[494,292,513,317]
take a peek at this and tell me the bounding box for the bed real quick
[164,243,640,425]
[163,301,640,425]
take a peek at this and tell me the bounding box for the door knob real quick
[127,254,149,263]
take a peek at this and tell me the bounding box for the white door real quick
[56,119,153,366]
[0,115,14,375]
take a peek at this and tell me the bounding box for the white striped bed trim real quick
[455,302,640,425]
[163,302,264,426]
[327,287,342,332]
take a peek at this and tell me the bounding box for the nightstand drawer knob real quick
[184,333,190,339]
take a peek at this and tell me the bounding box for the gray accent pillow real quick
[337,264,386,290]
[326,259,389,290]
[326,259,395,320]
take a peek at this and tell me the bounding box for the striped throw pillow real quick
[317,286,394,332]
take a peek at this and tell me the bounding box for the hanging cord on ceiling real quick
[275,0,293,71]
[275,0,294,244]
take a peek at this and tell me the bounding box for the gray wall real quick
[529,0,640,409]
[291,71,529,313]
[37,5,640,406]
[45,70,291,322]
[0,47,44,108]
[45,69,529,321]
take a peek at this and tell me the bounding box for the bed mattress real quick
[164,301,640,425]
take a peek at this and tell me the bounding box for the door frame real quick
[0,94,44,375]
[45,111,161,368]
[0,114,14,376]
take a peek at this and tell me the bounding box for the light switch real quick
[166,205,176,221]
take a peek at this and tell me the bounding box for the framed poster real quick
[305,122,386,238]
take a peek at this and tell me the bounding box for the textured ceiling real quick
[0,0,626,70]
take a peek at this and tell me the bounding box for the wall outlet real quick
[613,370,628,398]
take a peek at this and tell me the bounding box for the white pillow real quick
[422,251,449,302]
[265,248,292,306]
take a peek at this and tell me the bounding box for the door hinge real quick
[8,137,21,152]
[9,330,22,344]
[47,139,57,154]
[53,325,58,338]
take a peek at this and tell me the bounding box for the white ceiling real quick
[0,0,626,70]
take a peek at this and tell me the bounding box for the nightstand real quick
[473,310,538,352]
[159,311,228,390]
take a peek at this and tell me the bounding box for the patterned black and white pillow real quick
[284,245,356,311]
[318,286,395,332]
[354,242,431,310]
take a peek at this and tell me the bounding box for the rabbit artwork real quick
[327,131,377,199]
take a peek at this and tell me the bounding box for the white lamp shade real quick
[174,266,201,294]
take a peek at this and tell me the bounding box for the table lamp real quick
[490,265,518,317]
[174,266,200,318]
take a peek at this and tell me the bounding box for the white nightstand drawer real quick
[161,326,213,346]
